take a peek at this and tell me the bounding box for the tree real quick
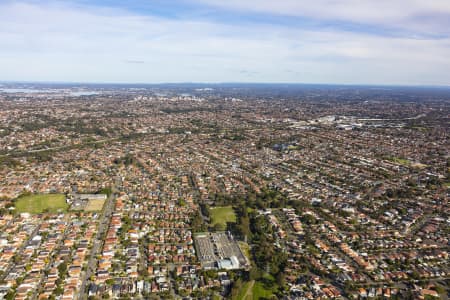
[177,198,186,207]
[58,262,67,274]
[276,272,285,288]
[5,291,15,300]
[249,266,261,280]
[191,211,205,232]
[55,286,64,296]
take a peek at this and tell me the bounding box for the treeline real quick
[58,123,108,137]
[226,188,290,298]
[113,154,136,166]
[168,127,200,134]
[209,187,288,210]
[248,212,288,288]
[97,187,112,197]
[161,107,216,114]
[190,210,208,233]
[0,156,21,169]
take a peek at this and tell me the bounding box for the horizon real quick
[1,81,450,90]
[1,0,450,86]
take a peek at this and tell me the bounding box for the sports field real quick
[15,194,68,214]
[209,206,236,230]
[84,199,106,211]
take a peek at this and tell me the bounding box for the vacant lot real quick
[85,199,106,212]
[210,206,236,230]
[15,194,68,214]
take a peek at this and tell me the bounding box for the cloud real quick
[191,0,450,36]
[0,1,449,85]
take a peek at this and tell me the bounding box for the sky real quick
[1,0,450,85]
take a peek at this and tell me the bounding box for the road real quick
[0,137,119,159]
[78,187,117,300]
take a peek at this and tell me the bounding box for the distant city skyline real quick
[1,0,450,86]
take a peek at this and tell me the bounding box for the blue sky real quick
[1,0,450,85]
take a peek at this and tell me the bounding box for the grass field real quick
[236,281,254,300]
[209,206,236,230]
[388,157,410,166]
[252,282,275,299]
[15,194,68,214]
[85,199,106,212]
[212,293,222,300]
[236,280,275,300]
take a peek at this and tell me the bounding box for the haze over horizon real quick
[1,0,450,86]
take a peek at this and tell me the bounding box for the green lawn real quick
[252,282,275,299]
[236,280,276,300]
[209,206,236,230]
[236,281,254,300]
[212,293,222,300]
[236,273,278,300]
[15,194,68,214]
[388,157,410,166]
